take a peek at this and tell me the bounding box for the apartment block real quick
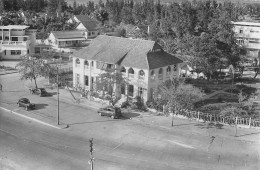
[0,25,36,60]
[233,21,260,64]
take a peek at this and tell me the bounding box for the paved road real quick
[1,73,260,170]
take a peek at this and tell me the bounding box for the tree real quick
[155,78,204,126]
[95,67,129,105]
[15,55,51,89]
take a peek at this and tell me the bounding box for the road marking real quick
[0,107,62,129]
[166,139,195,149]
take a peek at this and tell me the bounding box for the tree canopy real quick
[15,55,51,89]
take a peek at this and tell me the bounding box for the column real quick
[9,29,11,41]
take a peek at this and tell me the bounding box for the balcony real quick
[0,41,29,46]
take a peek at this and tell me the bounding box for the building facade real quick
[0,25,36,60]
[47,31,86,49]
[72,35,183,102]
[233,21,260,64]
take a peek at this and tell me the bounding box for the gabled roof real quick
[74,15,99,31]
[147,51,183,69]
[51,31,85,40]
[73,35,183,70]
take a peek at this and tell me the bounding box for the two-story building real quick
[0,25,36,60]
[72,35,183,102]
[233,21,260,64]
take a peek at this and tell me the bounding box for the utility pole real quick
[89,138,94,170]
[57,48,62,125]
[57,66,59,125]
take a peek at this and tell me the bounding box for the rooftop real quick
[0,25,30,30]
[73,35,183,70]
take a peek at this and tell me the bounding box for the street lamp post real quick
[57,66,60,125]
[56,48,62,125]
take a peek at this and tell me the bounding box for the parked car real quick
[97,106,122,119]
[29,88,49,97]
[17,98,36,111]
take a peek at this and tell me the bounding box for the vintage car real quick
[17,98,36,111]
[97,106,122,119]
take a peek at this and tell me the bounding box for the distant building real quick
[68,15,100,39]
[233,21,260,64]
[72,35,183,102]
[0,25,36,60]
[47,30,86,48]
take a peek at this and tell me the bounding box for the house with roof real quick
[47,30,86,49]
[72,35,183,102]
[0,25,36,60]
[68,15,100,39]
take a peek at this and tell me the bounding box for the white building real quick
[0,25,36,60]
[68,15,100,39]
[233,21,260,63]
[47,31,86,49]
[72,35,183,102]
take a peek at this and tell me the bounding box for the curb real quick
[0,105,68,130]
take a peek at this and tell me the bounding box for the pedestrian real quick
[0,83,2,91]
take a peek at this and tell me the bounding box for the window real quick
[11,50,21,55]
[128,68,135,78]
[75,58,80,67]
[239,29,243,33]
[85,60,89,66]
[5,36,9,40]
[128,85,134,97]
[173,64,177,71]
[139,70,145,79]
[0,36,2,40]
[237,39,244,45]
[158,68,163,79]
[138,87,143,98]
[121,84,125,95]
[121,67,126,73]
[150,70,155,79]
[85,76,89,86]
[91,61,94,67]
[166,66,171,75]
[107,64,114,69]
[11,37,18,41]
[35,47,40,54]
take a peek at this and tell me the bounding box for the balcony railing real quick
[0,41,28,46]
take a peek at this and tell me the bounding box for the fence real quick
[174,109,260,128]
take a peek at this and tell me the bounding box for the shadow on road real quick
[36,103,48,110]
[68,119,119,125]
[47,92,57,96]
[172,122,199,127]
[122,112,140,119]
[195,122,224,129]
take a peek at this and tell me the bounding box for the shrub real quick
[91,91,100,98]
[132,96,147,111]
[121,101,131,108]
